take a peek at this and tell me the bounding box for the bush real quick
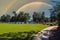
[0,31,36,40]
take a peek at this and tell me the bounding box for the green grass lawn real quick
[0,24,46,34]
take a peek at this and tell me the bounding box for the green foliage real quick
[57,12,60,20]
[41,12,45,19]
[0,31,37,40]
[0,24,46,34]
[33,12,45,23]
[17,12,30,22]
[0,24,46,40]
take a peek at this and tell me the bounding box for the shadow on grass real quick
[0,31,38,40]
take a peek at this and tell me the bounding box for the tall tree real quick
[17,12,30,23]
[57,12,60,29]
[52,2,60,29]
[41,12,45,23]
[17,11,24,22]
[56,4,60,29]
[5,14,10,22]
[33,12,41,23]
[13,11,17,17]
[49,1,60,40]
[1,15,6,22]
[23,13,30,23]
[49,9,57,23]
[10,11,17,22]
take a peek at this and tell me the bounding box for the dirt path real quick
[32,26,58,40]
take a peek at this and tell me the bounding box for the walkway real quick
[32,26,58,40]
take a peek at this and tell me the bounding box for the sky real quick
[0,0,60,17]
[0,0,17,15]
[16,2,53,17]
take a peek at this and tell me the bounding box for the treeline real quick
[49,1,60,40]
[0,11,57,24]
[0,11,30,23]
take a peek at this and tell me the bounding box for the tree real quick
[10,16,16,22]
[13,11,17,22]
[57,12,60,29]
[5,14,10,22]
[49,9,57,23]
[49,1,60,40]
[17,12,30,23]
[41,12,45,23]
[10,11,17,22]
[53,2,60,29]
[1,15,6,22]
[23,13,30,23]
[33,12,41,23]
[17,11,24,22]
[13,11,17,17]
[55,5,60,29]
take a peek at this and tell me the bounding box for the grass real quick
[0,24,46,34]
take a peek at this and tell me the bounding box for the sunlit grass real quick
[0,24,46,34]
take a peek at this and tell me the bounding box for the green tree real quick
[33,12,41,23]
[49,2,60,40]
[53,3,60,29]
[57,12,60,29]
[1,15,6,22]
[5,14,10,22]
[13,11,17,22]
[23,13,30,23]
[41,12,45,23]
[17,11,24,22]
[13,11,17,17]
[10,11,17,23]
[17,12,30,23]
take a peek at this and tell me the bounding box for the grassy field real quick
[0,24,46,34]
